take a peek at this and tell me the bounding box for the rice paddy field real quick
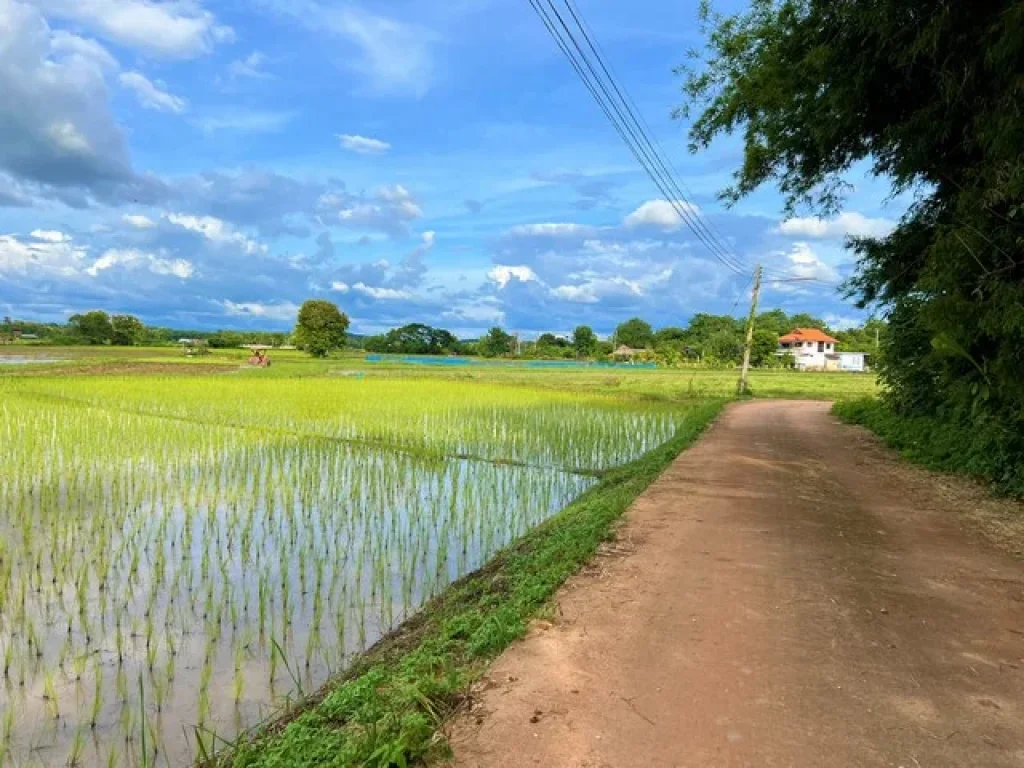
[0,369,733,767]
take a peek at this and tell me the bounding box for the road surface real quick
[446,400,1024,768]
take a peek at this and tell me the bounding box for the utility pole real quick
[737,264,763,396]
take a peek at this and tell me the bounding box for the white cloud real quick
[327,7,433,96]
[488,265,538,288]
[228,51,271,79]
[36,0,234,58]
[776,212,896,239]
[330,280,350,292]
[122,213,155,229]
[421,230,435,247]
[193,110,294,134]
[50,30,118,71]
[623,199,698,231]
[352,282,410,300]
[118,71,186,113]
[165,213,267,255]
[551,276,644,304]
[86,247,194,278]
[506,222,595,238]
[0,233,86,275]
[338,134,391,154]
[327,184,423,235]
[30,229,70,243]
[779,242,840,283]
[221,300,300,320]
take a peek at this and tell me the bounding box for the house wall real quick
[779,341,835,370]
[837,352,866,372]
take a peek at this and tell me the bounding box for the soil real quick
[445,400,1024,768]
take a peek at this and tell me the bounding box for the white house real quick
[777,328,840,370]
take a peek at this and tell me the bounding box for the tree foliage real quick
[110,314,144,346]
[69,311,113,345]
[479,327,515,358]
[293,300,350,358]
[680,0,1024,489]
[365,324,457,355]
[572,325,598,358]
[614,317,654,348]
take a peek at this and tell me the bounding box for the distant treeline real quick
[2,309,884,367]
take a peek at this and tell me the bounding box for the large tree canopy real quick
[681,0,1024,490]
[294,300,349,358]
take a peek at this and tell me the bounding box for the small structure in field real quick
[180,338,209,356]
[835,351,868,372]
[613,344,641,360]
[777,328,840,370]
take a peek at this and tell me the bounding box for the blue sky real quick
[0,0,905,336]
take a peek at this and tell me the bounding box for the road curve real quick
[446,400,1024,768]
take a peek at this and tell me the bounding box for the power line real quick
[527,0,842,288]
[527,0,751,277]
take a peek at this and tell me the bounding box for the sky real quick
[0,0,908,337]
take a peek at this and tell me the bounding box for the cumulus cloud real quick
[30,229,71,243]
[118,71,186,113]
[623,199,698,231]
[488,265,538,288]
[85,247,194,278]
[352,282,410,300]
[165,213,267,255]
[322,184,423,237]
[0,232,86,275]
[778,242,840,283]
[330,281,349,292]
[551,276,644,304]
[221,300,300,320]
[338,134,391,154]
[776,212,896,239]
[122,213,155,229]
[36,0,234,58]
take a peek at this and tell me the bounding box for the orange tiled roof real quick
[778,327,839,344]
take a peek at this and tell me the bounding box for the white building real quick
[778,328,840,370]
[836,351,867,372]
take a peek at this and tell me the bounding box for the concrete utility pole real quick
[737,264,763,396]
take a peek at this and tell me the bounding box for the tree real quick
[293,300,349,357]
[110,315,144,346]
[681,0,1024,490]
[572,325,598,358]
[207,330,244,349]
[750,328,779,367]
[614,317,654,348]
[479,327,514,358]
[365,323,457,355]
[69,311,113,345]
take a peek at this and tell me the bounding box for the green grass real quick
[218,399,724,768]
[833,397,1024,496]
[1,345,878,401]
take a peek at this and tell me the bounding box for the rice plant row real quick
[0,376,696,766]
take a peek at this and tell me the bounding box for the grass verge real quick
[833,397,1024,497]
[216,399,724,768]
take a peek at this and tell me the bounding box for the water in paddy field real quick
[0,356,65,364]
[0,386,684,766]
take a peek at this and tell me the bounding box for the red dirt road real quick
[446,400,1024,768]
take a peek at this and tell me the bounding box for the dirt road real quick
[446,400,1024,768]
